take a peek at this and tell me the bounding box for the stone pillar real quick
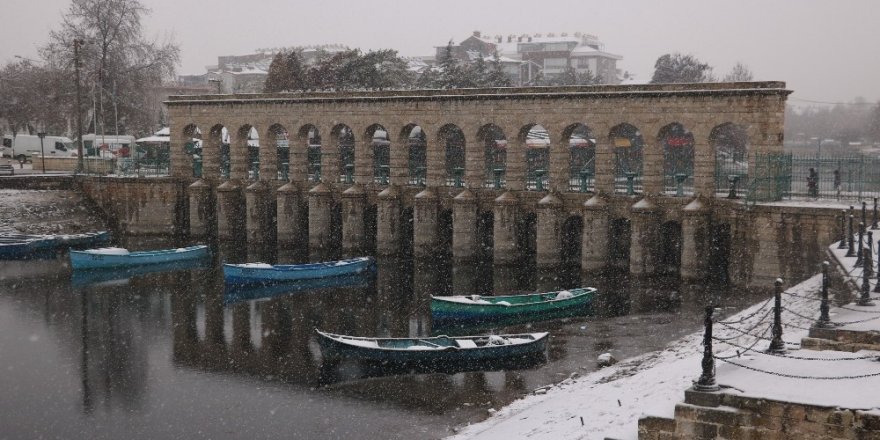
[321,136,340,184]
[536,192,563,268]
[629,198,660,276]
[506,139,525,191]
[229,129,249,182]
[493,191,519,265]
[593,136,615,194]
[276,182,305,248]
[188,179,214,238]
[581,194,610,273]
[424,131,444,188]
[170,129,189,178]
[341,184,367,257]
[641,127,664,196]
[216,180,245,241]
[681,198,711,280]
[376,185,401,256]
[692,126,715,198]
[390,132,408,187]
[245,180,271,245]
[413,187,439,259]
[308,183,334,254]
[548,128,569,193]
[452,188,478,262]
[353,137,371,185]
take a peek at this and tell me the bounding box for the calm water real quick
[0,239,764,440]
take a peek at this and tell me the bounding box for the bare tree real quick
[723,62,754,82]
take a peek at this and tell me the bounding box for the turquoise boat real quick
[431,287,596,328]
[316,330,549,371]
[70,245,209,270]
[223,257,375,286]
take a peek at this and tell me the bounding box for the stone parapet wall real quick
[78,176,188,235]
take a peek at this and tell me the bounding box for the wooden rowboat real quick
[316,330,548,370]
[0,231,110,260]
[223,257,375,286]
[70,245,210,270]
[431,287,596,328]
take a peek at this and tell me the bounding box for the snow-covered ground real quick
[450,242,880,440]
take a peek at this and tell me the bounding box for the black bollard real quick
[693,305,720,392]
[859,248,874,306]
[816,261,834,328]
[870,232,875,277]
[839,210,848,249]
[874,239,880,292]
[855,222,865,266]
[768,279,786,354]
[873,198,878,230]
[863,201,869,229]
[846,214,856,257]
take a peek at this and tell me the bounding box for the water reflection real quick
[0,240,764,439]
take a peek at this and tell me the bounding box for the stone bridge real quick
[157,82,829,287]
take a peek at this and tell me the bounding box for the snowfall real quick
[449,241,880,440]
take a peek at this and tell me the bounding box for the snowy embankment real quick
[449,268,880,440]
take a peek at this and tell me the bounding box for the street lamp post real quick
[74,38,85,173]
[37,128,46,174]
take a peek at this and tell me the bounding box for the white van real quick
[1,134,76,162]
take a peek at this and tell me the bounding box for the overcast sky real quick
[3,0,878,106]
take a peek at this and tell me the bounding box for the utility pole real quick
[74,38,85,173]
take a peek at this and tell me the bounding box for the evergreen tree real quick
[650,53,714,84]
[285,50,307,90]
[486,52,512,87]
[437,41,460,89]
[263,52,288,92]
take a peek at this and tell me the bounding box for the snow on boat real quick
[316,330,549,369]
[223,257,375,285]
[70,245,210,270]
[430,287,596,327]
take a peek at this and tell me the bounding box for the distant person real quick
[833,169,841,199]
[807,168,819,197]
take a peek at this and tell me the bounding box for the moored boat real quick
[70,244,210,270]
[0,236,57,260]
[316,330,549,370]
[223,257,375,285]
[430,287,596,327]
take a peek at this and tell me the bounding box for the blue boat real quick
[223,257,375,286]
[316,330,549,371]
[224,272,373,304]
[0,236,57,260]
[70,245,210,270]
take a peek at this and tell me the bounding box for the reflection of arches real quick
[658,123,694,196]
[332,124,354,183]
[610,124,644,194]
[564,124,595,192]
[708,223,731,284]
[267,123,288,181]
[561,216,583,267]
[297,125,321,183]
[439,124,465,186]
[401,124,426,185]
[658,221,682,274]
[477,211,494,259]
[365,124,390,184]
[609,218,631,270]
[364,204,377,256]
[520,124,550,191]
[478,124,507,188]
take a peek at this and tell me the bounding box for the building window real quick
[543,57,568,73]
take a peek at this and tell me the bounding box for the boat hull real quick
[223,257,375,285]
[70,245,210,270]
[431,287,595,329]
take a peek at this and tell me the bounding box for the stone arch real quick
[296,124,321,183]
[208,124,229,179]
[609,123,644,195]
[364,124,390,185]
[518,123,550,191]
[331,124,355,184]
[658,220,682,274]
[400,124,426,185]
[477,124,507,189]
[182,124,202,178]
[710,123,750,197]
[561,215,583,267]
[438,124,466,187]
[266,123,288,181]
[563,123,596,193]
[658,122,695,196]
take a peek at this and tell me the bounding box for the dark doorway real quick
[364,204,377,256]
[400,207,414,258]
[329,203,343,260]
[476,211,494,262]
[609,218,631,270]
[708,223,731,284]
[561,216,583,268]
[658,221,682,275]
[438,209,453,258]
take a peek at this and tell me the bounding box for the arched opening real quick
[364,204,377,256]
[657,221,682,274]
[400,206,414,257]
[476,211,494,261]
[609,217,631,270]
[565,124,596,193]
[708,223,731,284]
[267,124,289,181]
[521,124,550,191]
[403,125,427,186]
[609,124,644,195]
[561,215,583,268]
[516,211,538,266]
[331,125,354,184]
[439,124,465,187]
[478,124,507,189]
[243,125,259,180]
[298,125,321,183]
[182,124,202,178]
[711,123,749,198]
[659,123,695,196]
[367,124,390,185]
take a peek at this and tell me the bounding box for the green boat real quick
[431,287,596,328]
